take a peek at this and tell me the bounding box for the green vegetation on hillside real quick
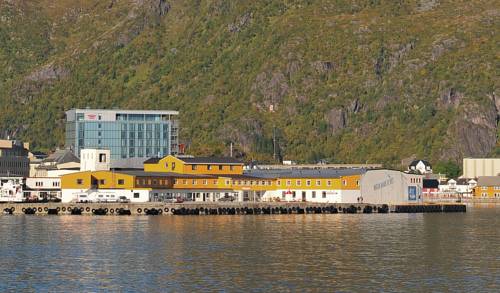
[0,0,498,165]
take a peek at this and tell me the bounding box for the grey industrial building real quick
[360,169,424,204]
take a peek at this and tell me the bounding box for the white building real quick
[80,149,110,171]
[24,177,61,200]
[360,170,424,204]
[438,178,477,197]
[463,158,500,179]
[408,160,432,174]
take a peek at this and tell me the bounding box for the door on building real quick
[302,191,306,202]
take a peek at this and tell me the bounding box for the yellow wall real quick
[61,171,173,190]
[223,177,276,191]
[144,155,244,175]
[274,177,342,190]
[340,175,361,190]
[173,176,220,189]
[62,171,137,189]
[474,186,500,198]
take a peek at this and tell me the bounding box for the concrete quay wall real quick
[1,202,383,215]
[0,202,467,215]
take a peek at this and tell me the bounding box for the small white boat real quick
[0,178,24,202]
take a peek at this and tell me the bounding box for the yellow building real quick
[144,155,244,175]
[474,176,500,198]
[61,170,178,202]
[60,155,366,203]
[245,169,363,203]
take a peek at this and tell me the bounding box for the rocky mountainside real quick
[0,0,498,165]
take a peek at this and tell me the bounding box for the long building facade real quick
[65,109,179,160]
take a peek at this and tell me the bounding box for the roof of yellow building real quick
[144,156,242,165]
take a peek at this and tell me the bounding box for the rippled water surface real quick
[0,205,499,292]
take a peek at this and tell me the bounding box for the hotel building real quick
[65,109,179,160]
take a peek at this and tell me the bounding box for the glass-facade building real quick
[65,109,179,160]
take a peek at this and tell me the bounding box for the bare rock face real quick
[439,88,463,109]
[251,71,289,111]
[431,37,463,61]
[445,100,497,159]
[349,98,362,114]
[416,0,440,12]
[326,108,347,134]
[25,64,69,82]
[228,12,252,33]
[311,61,335,74]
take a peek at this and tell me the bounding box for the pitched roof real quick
[179,156,243,165]
[111,158,148,169]
[244,168,366,179]
[143,157,161,164]
[43,149,80,164]
[477,176,500,186]
[112,170,217,178]
[409,159,432,167]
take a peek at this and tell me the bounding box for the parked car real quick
[219,195,235,202]
[118,196,130,203]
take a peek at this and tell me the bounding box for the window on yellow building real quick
[306,180,311,186]
[203,180,208,185]
[152,179,158,185]
[316,180,321,186]
[99,179,105,185]
[192,180,197,185]
[238,181,242,185]
[165,162,168,168]
[226,180,230,185]
[244,181,248,185]
[118,179,124,185]
[77,179,83,185]
[261,181,265,185]
[213,180,217,184]
[356,180,360,186]
[342,180,347,186]
[277,180,281,185]
[296,180,301,186]
[286,180,291,186]
[219,165,223,171]
[481,187,488,190]
[207,165,212,170]
[230,165,235,171]
[327,180,332,186]
[250,181,254,185]
[183,179,187,184]
[172,162,176,170]
[192,165,197,170]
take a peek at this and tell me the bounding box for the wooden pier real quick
[1,202,466,216]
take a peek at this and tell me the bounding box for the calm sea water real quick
[0,204,499,292]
